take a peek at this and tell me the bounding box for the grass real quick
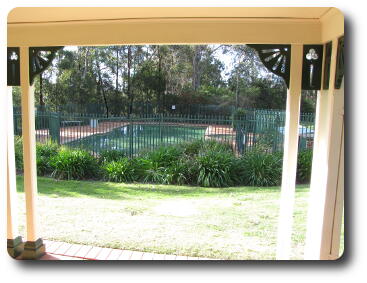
[66,124,206,155]
[15,176,342,260]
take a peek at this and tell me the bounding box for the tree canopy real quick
[13,45,316,115]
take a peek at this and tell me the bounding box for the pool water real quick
[66,123,206,155]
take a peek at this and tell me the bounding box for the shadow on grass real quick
[16,175,309,201]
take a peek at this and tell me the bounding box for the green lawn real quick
[15,176,340,260]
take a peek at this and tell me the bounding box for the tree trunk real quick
[115,47,119,95]
[127,46,133,116]
[192,45,202,91]
[157,46,163,113]
[39,73,45,108]
[95,56,109,118]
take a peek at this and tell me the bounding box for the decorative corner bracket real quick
[29,46,63,85]
[323,42,332,90]
[302,45,323,90]
[334,36,344,89]
[7,47,20,86]
[247,44,291,88]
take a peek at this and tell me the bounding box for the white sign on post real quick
[171,105,176,110]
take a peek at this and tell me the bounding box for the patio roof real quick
[8,7,333,24]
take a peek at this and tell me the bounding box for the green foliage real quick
[164,157,197,185]
[256,128,280,152]
[102,158,139,183]
[241,149,283,187]
[13,138,313,187]
[143,146,184,169]
[200,140,233,154]
[143,167,170,184]
[196,151,236,187]
[180,140,205,156]
[297,149,313,184]
[14,136,23,171]
[14,45,301,115]
[180,139,232,156]
[36,142,59,176]
[98,149,126,164]
[231,108,247,128]
[51,148,99,180]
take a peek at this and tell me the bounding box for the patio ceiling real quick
[7,7,343,46]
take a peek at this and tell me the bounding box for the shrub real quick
[200,140,233,154]
[180,140,204,156]
[143,146,183,168]
[241,149,283,187]
[165,157,198,185]
[297,149,313,183]
[36,142,59,176]
[195,151,236,187]
[103,157,152,183]
[143,167,170,184]
[102,158,137,183]
[14,136,23,171]
[51,148,99,180]
[98,149,126,164]
[180,140,232,156]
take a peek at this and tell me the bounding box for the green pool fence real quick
[13,109,315,157]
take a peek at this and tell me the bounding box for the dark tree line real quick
[12,45,316,115]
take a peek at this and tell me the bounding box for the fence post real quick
[159,113,163,143]
[49,112,60,145]
[129,115,133,157]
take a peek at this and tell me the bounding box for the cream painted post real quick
[20,46,38,243]
[304,38,344,260]
[330,117,344,259]
[276,44,303,260]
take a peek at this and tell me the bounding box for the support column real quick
[7,86,24,258]
[304,38,344,260]
[20,46,45,259]
[276,44,303,260]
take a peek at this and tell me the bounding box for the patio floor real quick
[32,240,217,260]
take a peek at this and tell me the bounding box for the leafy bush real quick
[297,149,313,183]
[102,158,138,183]
[143,146,183,168]
[180,140,232,156]
[200,140,233,154]
[143,167,169,184]
[14,136,23,170]
[164,157,197,185]
[98,149,126,164]
[180,140,205,156]
[36,142,59,176]
[241,149,283,187]
[256,128,280,152]
[195,151,236,187]
[51,148,99,180]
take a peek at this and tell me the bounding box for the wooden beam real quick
[8,18,322,46]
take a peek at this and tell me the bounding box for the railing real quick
[13,110,315,157]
